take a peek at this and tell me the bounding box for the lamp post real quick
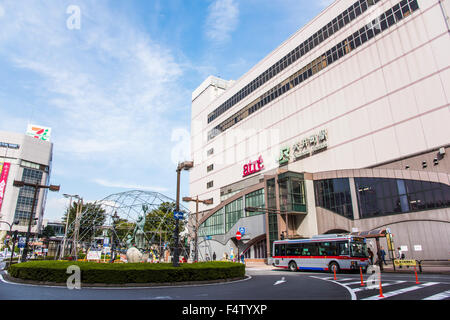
[173,161,193,267]
[182,196,213,262]
[0,219,19,265]
[60,194,80,260]
[13,180,60,262]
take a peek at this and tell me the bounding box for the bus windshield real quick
[350,241,368,258]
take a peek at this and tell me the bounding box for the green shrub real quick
[8,261,245,284]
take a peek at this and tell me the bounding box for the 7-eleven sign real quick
[26,125,51,142]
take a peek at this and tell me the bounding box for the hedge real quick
[8,261,245,284]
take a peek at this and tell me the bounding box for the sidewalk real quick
[244,261,450,275]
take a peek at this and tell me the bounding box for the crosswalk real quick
[312,276,450,300]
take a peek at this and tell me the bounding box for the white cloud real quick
[93,178,168,193]
[0,1,185,170]
[205,0,239,44]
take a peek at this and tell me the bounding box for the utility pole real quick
[182,196,213,262]
[173,161,193,267]
[13,180,60,262]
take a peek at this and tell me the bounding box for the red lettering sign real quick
[243,156,264,177]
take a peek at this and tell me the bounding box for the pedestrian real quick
[397,247,403,268]
[240,253,245,264]
[368,247,374,265]
[205,252,210,261]
[380,247,387,265]
[213,252,216,261]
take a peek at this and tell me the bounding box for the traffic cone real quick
[360,267,365,286]
[378,273,385,298]
[415,265,420,284]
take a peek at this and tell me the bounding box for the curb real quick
[1,272,249,288]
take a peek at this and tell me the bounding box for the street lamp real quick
[173,161,193,267]
[182,196,213,262]
[13,180,60,262]
[0,219,19,265]
[60,194,80,260]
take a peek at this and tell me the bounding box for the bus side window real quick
[338,241,349,256]
[280,244,286,256]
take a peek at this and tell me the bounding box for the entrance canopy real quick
[350,228,388,239]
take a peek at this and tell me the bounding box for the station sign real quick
[279,129,328,166]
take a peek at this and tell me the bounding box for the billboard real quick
[0,162,11,212]
[26,124,51,142]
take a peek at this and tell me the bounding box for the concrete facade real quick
[188,0,450,262]
[0,131,53,245]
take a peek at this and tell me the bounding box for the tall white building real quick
[0,130,53,244]
[189,0,450,264]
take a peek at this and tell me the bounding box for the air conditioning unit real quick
[439,147,445,156]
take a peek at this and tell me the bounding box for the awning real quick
[350,229,387,238]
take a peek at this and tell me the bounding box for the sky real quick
[0,0,333,221]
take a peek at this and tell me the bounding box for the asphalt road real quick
[0,263,449,301]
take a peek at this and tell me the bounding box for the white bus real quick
[272,234,369,273]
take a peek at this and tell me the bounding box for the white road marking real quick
[310,276,357,300]
[362,282,439,300]
[422,290,450,300]
[274,277,286,285]
[352,280,406,293]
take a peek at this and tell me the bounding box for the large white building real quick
[0,130,53,245]
[188,0,450,263]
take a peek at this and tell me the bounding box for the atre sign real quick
[243,156,264,177]
[279,129,328,166]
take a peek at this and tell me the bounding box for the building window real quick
[207,148,214,156]
[245,189,265,216]
[267,178,278,256]
[207,181,214,189]
[207,164,214,173]
[14,168,44,226]
[314,178,354,219]
[199,207,224,236]
[355,178,450,219]
[278,173,306,213]
[225,197,243,233]
[207,0,420,140]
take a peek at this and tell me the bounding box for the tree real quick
[143,202,186,251]
[62,202,106,244]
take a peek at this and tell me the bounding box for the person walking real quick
[368,247,374,265]
[380,247,387,265]
[212,252,216,261]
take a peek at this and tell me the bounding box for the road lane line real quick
[362,282,439,300]
[422,290,450,300]
[310,276,356,300]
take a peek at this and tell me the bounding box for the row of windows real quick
[14,168,44,225]
[207,181,214,189]
[274,241,351,257]
[207,0,384,124]
[355,178,450,218]
[314,177,450,220]
[0,142,20,149]
[314,179,354,219]
[208,0,419,140]
[199,207,224,237]
[199,189,266,236]
[245,189,265,216]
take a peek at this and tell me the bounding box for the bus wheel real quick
[329,262,340,274]
[289,261,298,272]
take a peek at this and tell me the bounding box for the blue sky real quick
[0,0,332,221]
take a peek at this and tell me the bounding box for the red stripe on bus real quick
[273,256,368,261]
